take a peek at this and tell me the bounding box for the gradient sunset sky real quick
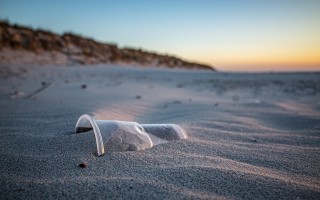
[1,0,319,71]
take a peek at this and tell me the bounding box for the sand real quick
[0,64,319,199]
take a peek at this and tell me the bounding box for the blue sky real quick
[1,0,319,71]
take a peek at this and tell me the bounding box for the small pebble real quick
[81,84,87,89]
[176,84,184,88]
[79,162,87,168]
[135,95,141,99]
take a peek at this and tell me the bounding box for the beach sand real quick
[0,64,319,199]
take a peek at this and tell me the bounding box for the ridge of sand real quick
[0,21,214,70]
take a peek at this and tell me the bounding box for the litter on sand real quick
[75,114,188,156]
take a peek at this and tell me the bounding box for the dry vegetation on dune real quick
[0,20,214,70]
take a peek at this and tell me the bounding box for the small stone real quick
[135,95,141,99]
[176,84,184,88]
[81,84,87,89]
[79,162,87,168]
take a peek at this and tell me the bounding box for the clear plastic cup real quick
[75,114,187,156]
[140,124,187,145]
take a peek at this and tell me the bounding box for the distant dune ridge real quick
[0,21,214,70]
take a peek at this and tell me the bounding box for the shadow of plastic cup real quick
[75,114,187,156]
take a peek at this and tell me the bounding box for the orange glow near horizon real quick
[216,63,320,72]
[179,42,320,72]
[211,53,320,71]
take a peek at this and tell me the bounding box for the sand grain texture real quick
[0,65,319,199]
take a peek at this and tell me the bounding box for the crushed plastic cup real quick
[75,114,188,156]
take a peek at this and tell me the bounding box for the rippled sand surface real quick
[0,65,319,199]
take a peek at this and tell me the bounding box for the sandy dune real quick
[0,64,319,199]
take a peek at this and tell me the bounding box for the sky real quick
[1,0,319,71]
